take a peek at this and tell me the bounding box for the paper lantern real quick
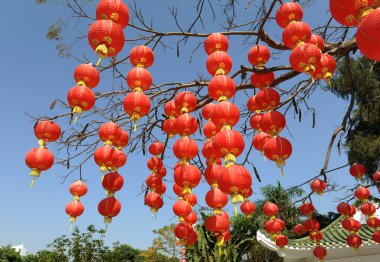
[248,45,270,67]
[206,51,232,76]
[129,45,154,68]
[74,63,100,88]
[208,75,236,101]
[204,33,229,55]
[96,0,130,29]
[98,197,121,223]
[34,120,61,146]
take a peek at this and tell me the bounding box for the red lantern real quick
[373,171,380,183]
[309,231,323,242]
[25,147,54,179]
[202,103,215,120]
[261,111,286,136]
[129,45,154,68]
[275,2,303,28]
[88,20,125,58]
[69,180,88,200]
[174,222,194,243]
[175,114,198,137]
[173,183,184,197]
[184,211,198,225]
[360,203,376,216]
[204,164,222,187]
[65,201,84,222]
[275,234,288,249]
[304,218,320,231]
[282,22,312,49]
[250,72,275,89]
[347,234,362,249]
[206,51,232,76]
[114,149,126,170]
[313,246,327,260]
[349,163,366,179]
[147,156,163,173]
[248,45,270,67]
[202,140,218,162]
[342,218,361,232]
[367,216,380,229]
[355,187,370,201]
[247,95,260,112]
[67,86,95,114]
[164,100,180,117]
[98,197,121,223]
[123,92,151,122]
[96,0,130,29]
[249,113,263,131]
[207,157,222,166]
[173,199,192,219]
[145,175,163,192]
[337,202,352,215]
[265,218,285,234]
[252,132,271,152]
[94,146,119,172]
[34,120,61,146]
[300,203,315,217]
[145,192,163,213]
[205,187,229,212]
[173,137,198,162]
[212,130,245,165]
[114,130,129,149]
[204,33,229,55]
[155,182,167,195]
[183,193,198,206]
[98,122,122,146]
[126,67,152,92]
[174,164,201,193]
[373,231,380,243]
[205,215,230,233]
[263,202,278,217]
[290,43,322,74]
[263,136,292,168]
[312,54,337,81]
[210,101,240,129]
[329,0,375,27]
[174,92,198,114]
[149,142,164,156]
[74,63,100,88]
[293,224,308,235]
[218,164,252,203]
[311,179,327,194]
[208,75,236,101]
[163,119,177,137]
[255,88,280,111]
[240,201,256,218]
[102,172,124,195]
[242,188,253,200]
[308,34,325,52]
[203,121,221,139]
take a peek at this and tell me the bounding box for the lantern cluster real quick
[65,180,87,224]
[25,120,61,187]
[276,2,337,82]
[262,202,288,250]
[144,141,166,215]
[163,100,180,138]
[123,46,154,130]
[329,0,380,61]
[247,44,292,175]
[94,122,129,226]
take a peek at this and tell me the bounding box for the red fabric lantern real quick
[265,218,285,234]
[275,234,288,248]
[312,54,337,81]
[98,122,122,146]
[243,188,253,200]
[94,146,119,172]
[145,175,163,192]
[373,231,380,243]
[275,2,303,28]
[261,111,286,136]
[208,75,236,101]
[96,0,130,29]
[205,187,229,211]
[300,202,315,217]
[342,218,361,232]
[360,203,376,215]
[164,100,179,117]
[67,86,95,114]
[249,113,263,131]
[65,201,84,222]
[34,120,61,146]
[263,136,292,168]
[347,234,363,249]
[175,114,198,137]
[349,163,366,179]
[174,222,194,243]
[98,197,121,223]
[355,187,370,201]
[202,103,215,120]
[155,182,167,195]
[290,43,322,74]
[113,149,127,169]
[309,231,323,242]
[212,130,245,165]
[202,140,218,162]
[204,33,229,55]
[74,63,100,88]
[173,183,184,196]
[240,201,256,218]
[173,137,198,162]
[250,72,275,89]
[252,132,271,152]
[204,164,222,187]
[329,0,374,27]
[337,202,352,215]
[145,192,163,213]
[173,199,192,219]
[293,224,308,235]
[313,246,327,260]
[69,180,88,200]
[88,20,125,58]
[304,218,320,231]
[114,130,129,149]
[310,179,327,194]
[205,215,230,233]
[102,172,124,195]
[210,101,240,129]
[263,202,278,217]
[373,171,380,183]
[282,22,312,49]
[126,67,152,92]
[206,51,232,76]
[123,92,151,121]
[147,156,163,173]
[203,121,221,139]
[247,95,260,112]
[248,45,270,67]
[163,119,177,137]
[129,45,154,68]
[367,216,380,229]
[174,164,201,193]
[174,92,197,114]
[149,142,164,156]
[308,34,325,52]
[184,211,198,225]
[255,88,280,111]
[25,147,54,178]
[183,193,198,206]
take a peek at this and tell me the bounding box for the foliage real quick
[0,245,22,262]
[152,224,181,261]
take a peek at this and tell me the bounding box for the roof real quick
[12,244,28,256]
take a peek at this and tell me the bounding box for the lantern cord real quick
[133,123,137,133]
[280,166,285,177]
[96,57,102,67]
[311,77,315,84]
[70,223,73,231]
[30,178,36,188]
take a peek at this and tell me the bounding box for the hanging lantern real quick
[204,33,229,55]
[183,193,198,207]
[360,202,376,216]
[247,95,260,112]
[240,201,256,218]
[349,163,366,179]
[204,164,222,187]
[145,192,163,214]
[208,75,236,101]
[98,197,121,224]
[129,45,154,68]
[289,43,322,74]
[347,234,363,250]
[263,202,278,218]
[174,222,195,245]
[337,202,352,216]
[202,140,219,163]
[88,20,125,58]
[275,234,288,249]
[310,179,327,194]
[275,2,303,28]
[212,130,245,166]
[202,103,215,120]
[155,182,167,195]
[145,175,163,192]
[373,171,380,183]
[96,0,130,29]
[313,246,327,261]
[373,231,380,243]
[252,132,271,152]
[114,130,129,149]
[205,214,230,233]
[126,67,152,92]
[184,211,198,225]
[123,92,151,122]
[74,63,100,88]
[312,54,337,82]
[113,149,127,170]
[173,183,184,197]
[250,72,275,89]
[329,0,375,27]
[69,180,88,200]
[206,51,232,76]
[260,111,286,136]
[308,34,325,52]
[164,100,180,118]
[304,218,320,232]
[300,203,315,217]
[309,231,323,242]
[263,136,292,170]
[25,147,54,186]
[34,120,61,146]
[265,218,285,235]
[174,92,198,114]
[163,118,177,137]
[102,172,124,196]
[293,224,308,235]
[205,187,229,213]
[355,187,370,201]
[149,142,164,156]
[210,101,240,129]
[173,199,192,221]
[282,22,312,49]
[249,113,263,131]
[65,201,85,222]
[67,86,95,115]
[175,114,198,136]
[98,122,122,146]
[147,156,163,173]
[203,121,221,139]
[174,164,201,194]
[248,45,270,67]
[94,145,119,173]
[255,88,280,111]
[173,137,198,162]
[367,216,380,229]
[342,218,362,232]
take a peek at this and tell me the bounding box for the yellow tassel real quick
[29,177,36,188]
[69,216,76,223]
[183,187,192,195]
[38,139,46,147]
[234,204,238,217]
[95,44,108,58]
[280,166,285,177]
[100,166,108,174]
[96,57,102,67]
[70,223,73,231]
[77,80,86,87]
[73,195,80,201]
[311,77,315,84]
[133,123,137,133]
[74,115,79,125]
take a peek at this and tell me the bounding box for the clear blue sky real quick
[0,0,372,254]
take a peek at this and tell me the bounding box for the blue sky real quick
[0,0,374,254]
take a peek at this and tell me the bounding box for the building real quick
[11,244,28,256]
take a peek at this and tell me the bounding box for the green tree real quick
[152,224,181,261]
[0,245,22,262]
[105,242,142,262]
